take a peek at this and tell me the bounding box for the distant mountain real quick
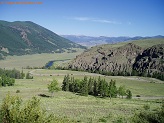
[0,20,85,59]
[61,35,164,47]
[64,38,164,80]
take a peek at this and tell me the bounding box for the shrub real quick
[131,101,164,123]
[16,90,20,93]
[143,104,150,110]
[0,94,75,123]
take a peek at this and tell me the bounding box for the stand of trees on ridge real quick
[62,75,132,99]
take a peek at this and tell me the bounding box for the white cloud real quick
[70,17,121,24]
[73,17,92,21]
[93,19,121,24]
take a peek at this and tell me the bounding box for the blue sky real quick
[0,0,164,36]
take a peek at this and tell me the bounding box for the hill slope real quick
[66,38,164,79]
[0,20,85,59]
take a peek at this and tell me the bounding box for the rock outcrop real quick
[68,43,143,74]
[67,43,164,77]
[133,44,164,74]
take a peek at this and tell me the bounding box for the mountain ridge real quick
[61,35,164,47]
[0,20,85,59]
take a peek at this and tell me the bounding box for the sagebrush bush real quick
[0,93,75,123]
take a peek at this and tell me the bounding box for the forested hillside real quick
[0,20,85,59]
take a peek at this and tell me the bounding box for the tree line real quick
[57,66,164,81]
[0,68,33,87]
[62,75,132,99]
[0,68,25,79]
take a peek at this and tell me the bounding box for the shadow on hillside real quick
[38,94,50,98]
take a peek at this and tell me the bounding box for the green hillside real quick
[0,20,85,59]
[91,38,164,50]
[120,38,164,48]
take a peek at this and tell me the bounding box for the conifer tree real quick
[62,74,70,91]
[80,76,88,96]
[69,77,75,92]
[102,79,108,97]
[88,77,94,95]
[74,79,80,93]
[98,77,103,97]
[93,78,98,96]
[108,79,117,98]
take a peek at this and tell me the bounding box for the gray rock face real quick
[68,43,143,73]
[67,43,164,76]
[133,44,164,74]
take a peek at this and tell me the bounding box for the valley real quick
[0,21,164,123]
[0,46,164,122]
[0,68,163,123]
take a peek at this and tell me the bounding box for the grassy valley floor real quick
[0,69,163,122]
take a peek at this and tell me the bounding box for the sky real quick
[0,0,164,37]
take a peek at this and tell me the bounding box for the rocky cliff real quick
[133,44,164,74]
[68,43,143,74]
[67,42,164,79]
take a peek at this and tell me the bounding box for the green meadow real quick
[0,49,164,122]
[0,69,163,122]
[0,48,84,69]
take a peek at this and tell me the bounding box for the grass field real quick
[0,69,163,122]
[0,48,84,69]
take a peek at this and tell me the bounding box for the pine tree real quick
[98,77,105,97]
[80,76,88,96]
[62,74,70,91]
[93,78,98,96]
[74,79,80,93]
[80,80,86,96]
[88,77,94,95]
[69,77,75,92]
[102,79,108,97]
[108,79,117,98]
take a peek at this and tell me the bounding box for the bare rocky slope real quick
[133,44,164,75]
[66,41,164,79]
[68,43,143,74]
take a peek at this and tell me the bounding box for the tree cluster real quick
[0,75,15,87]
[62,75,132,99]
[0,68,33,80]
[0,68,25,79]
[59,66,164,81]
